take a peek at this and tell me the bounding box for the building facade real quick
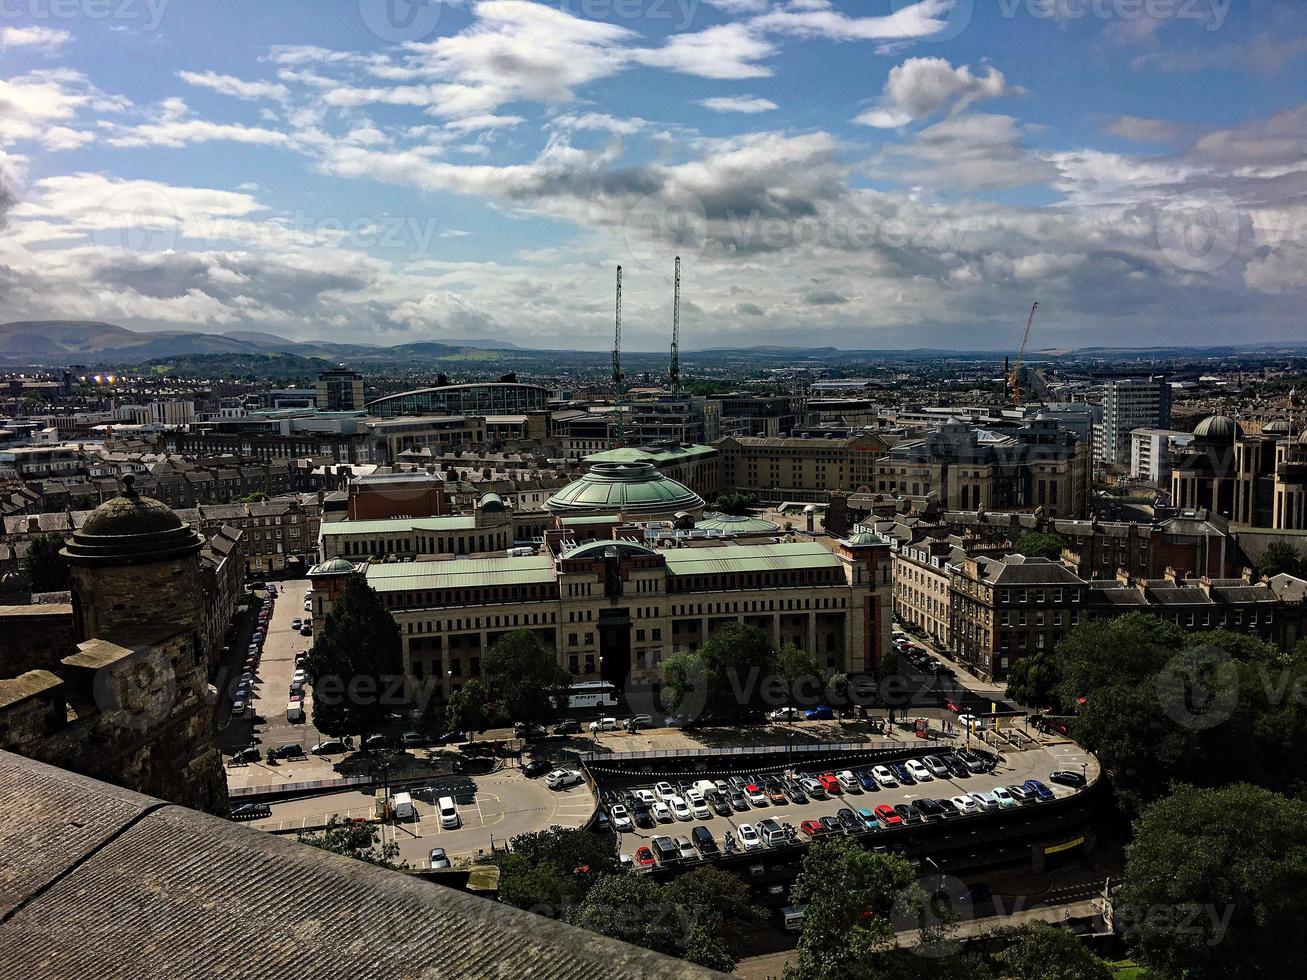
[1096,378,1171,467]
[891,537,958,650]
[715,433,888,503]
[316,368,365,411]
[365,382,550,419]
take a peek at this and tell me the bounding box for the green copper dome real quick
[1193,415,1242,442]
[310,556,357,575]
[546,462,704,518]
[695,513,780,534]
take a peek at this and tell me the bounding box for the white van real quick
[391,792,416,821]
[286,701,303,723]
[438,796,460,829]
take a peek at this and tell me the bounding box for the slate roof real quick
[0,751,718,980]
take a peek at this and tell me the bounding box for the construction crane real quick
[1007,301,1039,405]
[612,264,625,446]
[669,255,681,396]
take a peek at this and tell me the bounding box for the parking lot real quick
[251,769,596,865]
[611,743,1093,865]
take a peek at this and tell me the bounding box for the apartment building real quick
[1095,377,1171,467]
[714,432,888,503]
[1130,428,1193,483]
[892,537,961,649]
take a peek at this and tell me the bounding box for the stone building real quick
[892,537,965,650]
[714,432,888,504]
[1170,415,1307,529]
[0,476,228,814]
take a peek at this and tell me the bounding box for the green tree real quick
[304,573,404,738]
[697,622,778,722]
[1004,651,1062,711]
[665,867,764,966]
[482,628,569,724]
[1012,532,1067,560]
[489,825,618,917]
[443,679,492,735]
[712,491,758,516]
[991,922,1111,980]
[786,838,939,980]
[1259,541,1304,579]
[826,671,850,707]
[297,816,406,869]
[778,642,824,702]
[1118,784,1307,979]
[25,532,69,593]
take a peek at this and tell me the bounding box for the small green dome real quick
[310,556,357,575]
[695,513,780,534]
[845,530,885,546]
[1193,415,1242,442]
[478,491,506,513]
[546,462,704,518]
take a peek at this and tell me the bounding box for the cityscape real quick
[2,3,1305,980]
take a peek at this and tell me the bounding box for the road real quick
[253,770,596,865]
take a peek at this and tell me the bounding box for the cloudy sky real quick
[1,0,1304,351]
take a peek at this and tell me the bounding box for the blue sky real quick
[0,0,1304,351]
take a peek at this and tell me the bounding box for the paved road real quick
[254,770,596,865]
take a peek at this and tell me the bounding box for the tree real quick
[712,491,758,516]
[297,816,406,869]
[25,532,69,593]
[826,671,850,707]
[443,679,492,735]
[482,629,569,724]
[1259,541,1304,579]
[488,825,618,917]
[1004,651,1062,712]
[1012,532,1067,561]
[1118,784,1307,979]
[304,573,404,737]
[696,622,778,722]
[991,922,1111,980]
[664,867,764,966]
[778,642,824,704]
[786,838,939,980]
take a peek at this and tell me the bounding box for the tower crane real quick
[1007,301,1039,406]
[669,256,681,396]
[612,264,625,446]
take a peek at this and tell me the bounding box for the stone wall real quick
[69,555,203,647]
[0,604,75,678]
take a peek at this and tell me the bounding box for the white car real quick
[714,780,730,796]
[737,823,763,851]
[633,789,656,805]
[950,795,979,815]
[610,804,633,832]
[836,770,859,792]
[768,707,801,721]
[654,781,677,801]
[872,766,898,788]
[969,792,999,811]
[906,760,932,782]
[545,769,582,790]
[668,796,692,821]
[991,786,1017,808]
[303,600,311,611]
[686,792,711,820]
[651,801,672,822]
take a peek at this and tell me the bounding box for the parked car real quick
[692,825,718,856]
[922,756,951,778]
[799,819,826,837]
[872,766,897,788]
[230,803,272,821]
[804,705,835,721]
[950,795,980,815]
[669,796,692,821]
[728,790,750,812]
[521,759,552,778]
[553,719,582,735]
[836,771,860,793]
[745,784,768,806]
[428,847,451,869]
[675,836,698,861]
[707,791,732,816]
[957,749,990,773]
[231,747,260,764]
[857,807,879,830]
[654,781,677,801]
[271,743,304,759]
[893,803,919,824]
[855,769,879,792]
[916,798,948,820]
[905,760,932,782]
[230,699,248,717]
[545,768,583,789]
[768,707,802,721]
[633,803,655,829]
[1049,770,1087,788]
[1007,784,1034,805]
[836,808,863,832]
[399,731,427,747]
[942,755,970,779]
[652,801,673,822]
[633,846,656,867]
[818,772,842,794]
[687,794,711,820]
[969,791,999,811]
[764,782,788,805]
[1023,779,1055,801]
[433,731,466,745]
[650,836,679,865]
[311,739,345,755]
[513,721,548,739]
[737,823,763,850]
[291,618,302,629]
[756,818,787,847]
[818,815,842,835]
[362,734,390,750]
[799,777,826,799]
[991,786,1017,808]
[873,804,902,827]
[609,804,633,832]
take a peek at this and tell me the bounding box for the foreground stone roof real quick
[0,751,718,980]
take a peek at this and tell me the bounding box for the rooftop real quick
[0,750,716,980]
[367,555,557,591]
[320,515,479,536]
[663,541,843,576]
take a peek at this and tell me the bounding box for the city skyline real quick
[1,1,1304,351]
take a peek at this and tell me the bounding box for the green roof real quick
[546,462,703,516]
[562,540,659,561]
[664,541,842,576]
[695,513,781,534]
[584,445,716,465]
[367,555,556,592]
[320,515,478,537]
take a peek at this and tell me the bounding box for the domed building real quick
[1173,413,1307,529]
[1262,418,1292,437]
[1192,414,1242,443]
[694,512,780,538]
[546,461,704,521]
[0,475,227,816]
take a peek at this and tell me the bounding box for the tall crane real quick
[612,264,625,446]
[669,255,681,396]
[1007,301,1039,405]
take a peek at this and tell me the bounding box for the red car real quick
[799,819,825,837]
[944,699,963,713]
[633,846,655,867]
[819,772,843,794]
[874,804,903,826]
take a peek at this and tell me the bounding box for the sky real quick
[0,0,1304,352]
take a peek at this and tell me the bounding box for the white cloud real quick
[0,25,70,51]
[635,24,777,80]
[178,70,290,102]
[750,0,956,42]
[698,95,779,114]
[855,57,1021,128]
